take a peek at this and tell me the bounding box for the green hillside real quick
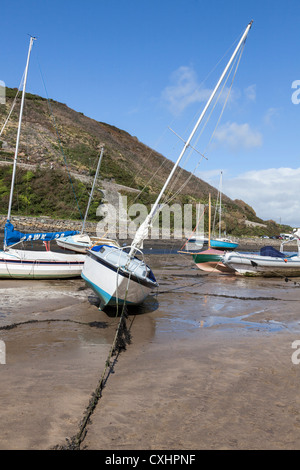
[0,87,292,237]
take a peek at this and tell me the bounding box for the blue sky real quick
[1,0,300,226]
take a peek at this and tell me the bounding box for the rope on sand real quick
[0,318,108,331]
[52,273,133,450]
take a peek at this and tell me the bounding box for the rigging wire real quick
[130,27,246,207]
[159,39,246,211]
[158,32,247,204]
[0,72,24,137]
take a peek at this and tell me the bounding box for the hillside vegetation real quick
[0,87,292,237]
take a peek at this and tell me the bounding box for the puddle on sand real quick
[155,307,300,335]
[200,311,289,332]
[148,255,300,337]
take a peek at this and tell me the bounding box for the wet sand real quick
[1,252,300,450]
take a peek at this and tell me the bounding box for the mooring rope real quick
[52,271,133,450]
[0,318,108,331]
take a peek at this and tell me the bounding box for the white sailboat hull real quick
[56,234,119,254]
[223,251,300,277]
[81,246,158,308]
[0,248,85,279]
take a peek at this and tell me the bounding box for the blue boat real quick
[187,236,238,251]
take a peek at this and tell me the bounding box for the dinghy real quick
[222,232,300,277]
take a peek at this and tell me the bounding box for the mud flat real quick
[1,253,300,450]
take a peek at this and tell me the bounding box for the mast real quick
[81,145,104,234]
[208,193,211,249]
[7,36,36,224]
[219,171,222,238]
[129,21,253,256]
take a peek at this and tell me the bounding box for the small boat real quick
[81,21,253,308]
[222,232,300,277]
[56,233,119,253]
[0,36,85,279]
[191,194,234,273]
[186,172,238,252]
[187,236,238,251]
[192,248,235,273]
[81,244,158,307]
[56,145,119,253]
[0,245,85,279]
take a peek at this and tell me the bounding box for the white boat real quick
[81,244,158,307]
[56,233,119,253]
[0,247,85,279]
[222,229,300,277]
[81,21,253,308]
[56,145,119,253]
[0,36,85,279]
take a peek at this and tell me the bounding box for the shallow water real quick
[1,252,300,343]
[141,253,300,338]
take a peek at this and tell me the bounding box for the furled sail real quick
[4,221,79,248]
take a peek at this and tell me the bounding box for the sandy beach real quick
[1,250,300,450]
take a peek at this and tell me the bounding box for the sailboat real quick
[222,229,300,277]
[81,21,253,308]
[56,145,119,253]
[192,194,235,273]
[0,36,86,279]
[187,172,238,251]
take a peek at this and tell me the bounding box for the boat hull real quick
[81,246,158,308]
[211,239,238,250]
[56,235,119,254]
[187,237,238,252]
[193,249,235,273]
[223,252,300,277]
[0,249,85,279]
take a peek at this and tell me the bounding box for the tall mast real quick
[219,171,223,238]
[81,145,104,234]
[208,193,211,249]
[129,21,253,255]
[7,36,36,223]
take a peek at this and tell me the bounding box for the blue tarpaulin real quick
[260,245,286,258]
[4,221,79,247]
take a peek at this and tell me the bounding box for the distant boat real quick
[0,36,85,279]
[186,171,238,252]
[222,231,300,277]
[56,232,119,254]
[192,248,235,273]
[81,20,253,308]
[56,146,119,253]
[191,194,234,273]
[187,236,238,251]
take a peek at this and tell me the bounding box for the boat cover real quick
[260,245,286,258]
[4,221,79,247]
[91,244,118,252]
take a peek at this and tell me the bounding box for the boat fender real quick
[284,259,288,263]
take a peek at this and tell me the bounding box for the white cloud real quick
[222,167,300,227]
[244,84,256,101]
[161,65,238,115]
[214,121,263,151]
[263,107,280,127]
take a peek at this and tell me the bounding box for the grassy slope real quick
[0,88,292,236]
